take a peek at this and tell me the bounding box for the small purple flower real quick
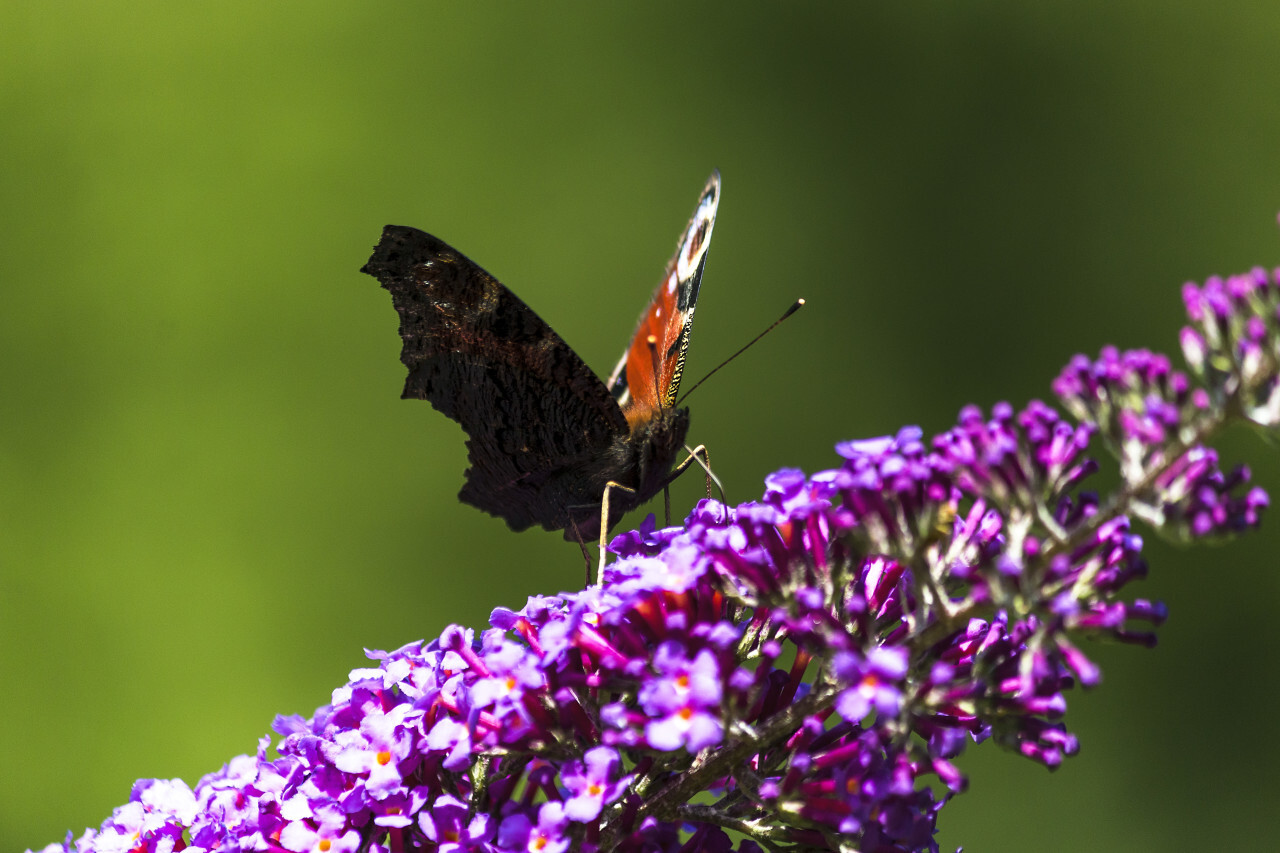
[279,804,361,853]
[418,793,494,851]
[469,634,544,720]
[497,801,569,853]
[424,716,473,771]
[323,702,418,797]
[639,643,724,751]
[561,746,631,822]
[833,647,909,723]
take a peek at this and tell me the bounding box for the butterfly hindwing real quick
[361,225,629,533]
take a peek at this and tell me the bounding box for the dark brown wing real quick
[361,225,630,533]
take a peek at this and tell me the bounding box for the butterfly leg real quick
[655,444,723,530]
[597,480,638,586]
[566,516,594,583]
[691,444,716,500]
[666,444,724,502]
[656,444,723,529]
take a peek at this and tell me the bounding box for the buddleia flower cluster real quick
[34,261,1280,853]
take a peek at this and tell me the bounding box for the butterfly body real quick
[361,172,719,542]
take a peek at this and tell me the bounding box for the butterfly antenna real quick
[676,298,805,405]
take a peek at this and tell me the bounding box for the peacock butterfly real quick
[361,171,720,544]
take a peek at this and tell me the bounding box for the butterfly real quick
[361,171,720,547]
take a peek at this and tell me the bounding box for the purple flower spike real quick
[36,231,1280,853]
[1180,266,1280,428]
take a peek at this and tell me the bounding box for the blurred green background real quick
[5,3,1280,851]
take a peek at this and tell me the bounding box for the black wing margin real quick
[361,225,628,532]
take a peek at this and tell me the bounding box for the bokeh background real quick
[5,3,1280,850]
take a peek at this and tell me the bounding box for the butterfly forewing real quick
[608,171,720,423]
[361,226,629,533]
